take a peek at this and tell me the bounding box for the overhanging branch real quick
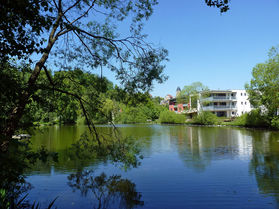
[42,65,101,146]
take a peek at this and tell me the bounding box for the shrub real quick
[246,109,269,127]
[159,110,185,124]
[232,109,269,127]
[116,106,148,124]
[271,117,279,129]
[232,113,248,126]
[193,111,219,125]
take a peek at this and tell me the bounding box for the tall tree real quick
[245,46,279,119]
[0,0,230,149]
[1,0,169,147]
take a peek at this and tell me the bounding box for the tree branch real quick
[42,66,101,146]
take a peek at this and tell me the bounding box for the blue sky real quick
[102,0,279,97]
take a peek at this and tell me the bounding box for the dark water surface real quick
[26,125,279,209]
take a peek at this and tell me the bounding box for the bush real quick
[193,111,219,125]
[115,106,148,124]
[232,113,248,126]
[271,117,279,129]
[159,110,185,124]
[246,109,269,127]
[232,109,269,127]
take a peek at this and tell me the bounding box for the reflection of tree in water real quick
[68,170,144,209]
[249,131,279,206]
[0,141,57,208]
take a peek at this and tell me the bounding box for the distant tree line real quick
[0,63,166,129]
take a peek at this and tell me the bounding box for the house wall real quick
[198,90,253,117]
[169,105,175,111]
[233,90,252,116]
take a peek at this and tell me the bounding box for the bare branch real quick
[69,0,97,25]
[63,0,82,15]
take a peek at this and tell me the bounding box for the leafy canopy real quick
[245,46,279,118]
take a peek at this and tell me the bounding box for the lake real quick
[25,124,279,208]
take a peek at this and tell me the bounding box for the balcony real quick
[202,105,237,111]
[201,96,236,101]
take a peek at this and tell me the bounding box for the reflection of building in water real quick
[235,131,253,158]
[173,127,254,171]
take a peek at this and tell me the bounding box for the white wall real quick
[233,90,252,116]
[197,90,253,117]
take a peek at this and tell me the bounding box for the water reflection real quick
[24,125,279,208]
[249,131,279,206]
[169,126,254,171]
[68,170,144,209]
[0,141,57,208]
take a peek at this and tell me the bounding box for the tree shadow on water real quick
[67,170,144,209]
[0,140,58,208]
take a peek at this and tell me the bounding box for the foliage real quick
[115,98,166,124]
[1,64,167,127]
[176,82,208,108]
[246,46,279,117]
[205,0,230,13]
[1,0,231,148]
[1,0,171,147]
[159,110,185,124]
[245,46,279,128]
[271,117,279,129]
[0,0,53,62]
[193,111,219,125]
[116,106,148,124]
[232,109,269,127]
[245,109,269,127]
[1,0,229,63]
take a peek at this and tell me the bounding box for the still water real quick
[26,124,279,209]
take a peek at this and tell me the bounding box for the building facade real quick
[197,90,253,117]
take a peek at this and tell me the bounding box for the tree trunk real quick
[1,20,60,150]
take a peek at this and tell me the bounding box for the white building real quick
[197,90,253,117]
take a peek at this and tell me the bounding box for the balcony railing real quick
[212,96,228,99]
[201,96,236,101]
[202,105,237,110]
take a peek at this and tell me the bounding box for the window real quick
[242,111,244,114]
[244,93,246,96]
[241,102,243,105]
[245,102,247,105]
[241,93,243,96]
[232,111,235,115]
[231,93,233,96]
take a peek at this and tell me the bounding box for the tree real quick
[176,82,208,108]
[245,46,279,120]
[0,0,230,150]
[0,0,54,62]
[205,0,230,13]
[1,0,169,148]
